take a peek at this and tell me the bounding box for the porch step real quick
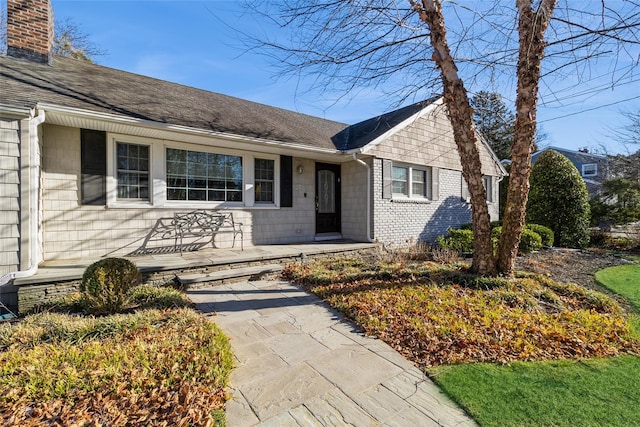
[176,263,284,288]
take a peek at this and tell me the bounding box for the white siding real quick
[41,125,323,260]
[0,117,22,274]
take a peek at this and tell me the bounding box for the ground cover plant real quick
[0,285,233,426]
[283,255,640,426]
[284,258,638,367]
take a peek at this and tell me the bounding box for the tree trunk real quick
[412,0,497,276]
[497,0,556,274]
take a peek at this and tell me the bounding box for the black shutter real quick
[81,129,107,205]
[280,155,293,207]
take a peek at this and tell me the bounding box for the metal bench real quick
[173,210,243,254]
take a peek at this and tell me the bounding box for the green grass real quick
[595,264,640,312]
[430,356,640,427]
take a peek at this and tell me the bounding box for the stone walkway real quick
[187,280,477,427]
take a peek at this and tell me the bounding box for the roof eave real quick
[36,102,342,158]
[0,102,34,118]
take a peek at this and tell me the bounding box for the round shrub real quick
[526,150,590,248]
[80,258,140,314]
[519,228,543,253]
[437,228,474,253]
[526,224,554,247]
[492,226,542,253]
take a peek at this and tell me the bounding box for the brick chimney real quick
[6,0,54,64]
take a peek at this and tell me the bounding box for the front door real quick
[315,163,341,234]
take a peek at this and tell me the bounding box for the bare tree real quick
[611,109,640,148]
[52,17,105,62]
[245,1,640,275]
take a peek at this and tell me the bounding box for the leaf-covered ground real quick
[0,306,233,426]
[283,259,639,368]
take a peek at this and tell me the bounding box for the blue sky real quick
[6,0,639,155]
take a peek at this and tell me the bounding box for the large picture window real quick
[254,158,275,203]
[166,148,242,202]
[117,142,149,200]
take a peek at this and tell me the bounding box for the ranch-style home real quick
[0,0,506,310]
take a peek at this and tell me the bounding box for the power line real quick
[538,95,640,123]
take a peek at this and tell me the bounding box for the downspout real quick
[352,153,374,243]
[0,109,45,287]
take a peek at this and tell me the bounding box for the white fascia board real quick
[0,103,32,118]
[345,98,444,155]
[476,131,509,176]
[36,102,342,159]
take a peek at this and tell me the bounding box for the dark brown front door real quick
[315,163,341,234]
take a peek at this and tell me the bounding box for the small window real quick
[483,176,493,203]
[412,169,426,198]
[392,166,408,196]
[392,164,432,198]
[117,142,149,200]
[255,158,275,203]
[384,161,436,200]
[582,163,597,177]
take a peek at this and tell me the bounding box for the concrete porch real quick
[6,241,377,313]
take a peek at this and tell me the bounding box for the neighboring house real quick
[531,147,610,196]
[0,0,506,282]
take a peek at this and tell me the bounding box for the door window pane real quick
[318,170,335,213]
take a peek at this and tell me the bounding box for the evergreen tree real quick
[527,150,591,248]
[471,91,515,160]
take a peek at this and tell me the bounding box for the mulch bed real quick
[515,248,631,291]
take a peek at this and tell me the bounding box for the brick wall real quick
[6,0,54,63]
[367,104,501,248]
[372,160,480,246]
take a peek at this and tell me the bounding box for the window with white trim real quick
[116,142,149,200]
[254,158,275,203]
[166,148,242,202]
[483,175,493,203]
[582,163,597,177]
[392,165,431,198]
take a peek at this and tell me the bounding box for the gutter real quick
[352,153,374,243]
[37,102,341,157]
[0,109,45,288]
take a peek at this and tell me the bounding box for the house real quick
[531,146,610,196]
[1,0,506,308]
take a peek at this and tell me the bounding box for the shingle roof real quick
[332,98,439,151]
[0,55,349,150]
